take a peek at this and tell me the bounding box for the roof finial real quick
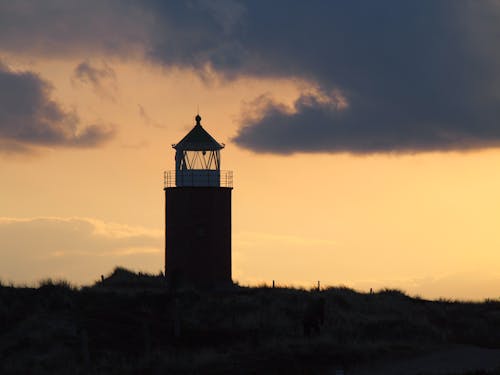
[195,113,201,125]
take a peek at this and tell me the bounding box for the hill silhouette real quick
[0,267,499,374]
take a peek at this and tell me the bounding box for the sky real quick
[1,1,500,300]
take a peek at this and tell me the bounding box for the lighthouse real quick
[164,115,233,288]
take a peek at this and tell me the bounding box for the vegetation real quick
[0,268,499,374]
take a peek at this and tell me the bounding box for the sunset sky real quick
[1,1,500,300]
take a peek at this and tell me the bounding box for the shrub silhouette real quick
[0,268,499,374]
[302,297,325,336]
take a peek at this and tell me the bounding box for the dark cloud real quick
[139,1,500,153]
[2,1,500,153]
[232,91,500,155]
[0,1,149,58]
[73,60,117,100]
[0,63,114,153]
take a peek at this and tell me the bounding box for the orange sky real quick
[0,55,499,300]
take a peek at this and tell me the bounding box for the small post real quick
[272,280,275,288]
[317,280,320,291]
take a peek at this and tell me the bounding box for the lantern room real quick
[173,114,224,187]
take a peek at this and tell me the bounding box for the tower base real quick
[165,187,232,289]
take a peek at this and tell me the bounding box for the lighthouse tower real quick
[164,115,233,288]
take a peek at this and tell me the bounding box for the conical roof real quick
[173,115,224,151]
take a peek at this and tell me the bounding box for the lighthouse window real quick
[178,150,220,170]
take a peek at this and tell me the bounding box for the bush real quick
[38,278,76,290]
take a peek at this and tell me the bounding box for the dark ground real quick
[0,268,499,374]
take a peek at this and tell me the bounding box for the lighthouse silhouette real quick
[164,114,233,289]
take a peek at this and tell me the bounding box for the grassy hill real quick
[0,268,499,374]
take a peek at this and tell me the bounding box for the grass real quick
[38,278,77,290]
[0,267,499,374]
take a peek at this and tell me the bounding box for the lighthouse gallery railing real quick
[164,170,233,188]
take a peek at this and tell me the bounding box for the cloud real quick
[0,1,150,58]
[0,62,115,153]
[232,90,500,155]
[138,104,165,128]
[72,60,117,100]
[0,217,162,284]
[3,2,500,153]
[222,2,500,154]
[142,1,500,153]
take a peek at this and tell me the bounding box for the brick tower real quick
[164,115,233,288]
